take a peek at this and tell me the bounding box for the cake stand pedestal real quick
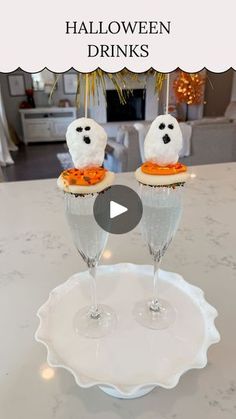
[35,263,220,399]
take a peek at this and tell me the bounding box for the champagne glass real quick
[133,183,184,330]
[65,191,117,338]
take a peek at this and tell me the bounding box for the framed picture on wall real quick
[8,74,25,96]
[63,73,77,94]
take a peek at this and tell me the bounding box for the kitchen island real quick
[0,163,235,419]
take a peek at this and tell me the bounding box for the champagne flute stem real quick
[150,257,161,312]
[88,261,100,319]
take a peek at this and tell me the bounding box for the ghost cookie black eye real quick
[76,127,83,132]
[168,124,174,129]
[85,126,91,131]
[159,123,165,130]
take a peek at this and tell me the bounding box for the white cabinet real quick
[51,119,74,138]
[20,107,77,144]
[25,120,51,140]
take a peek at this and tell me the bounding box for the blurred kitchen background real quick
[0,68,236,181]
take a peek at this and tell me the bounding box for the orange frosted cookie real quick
[57,167,114,194]
[141,162,187,176]
[61,167,106,187]
[135,164,189,186]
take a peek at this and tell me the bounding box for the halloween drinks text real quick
[65,20,171,58]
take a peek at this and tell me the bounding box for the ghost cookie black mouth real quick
[162,133,171,144]
[83,136,91,144]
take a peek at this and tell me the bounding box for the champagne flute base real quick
[73,304,117,338]
[133,299,176,330]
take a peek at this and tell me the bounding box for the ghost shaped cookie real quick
[135,114,189,186]
[144,114,183,166]
[66,117,107,169]
[57,117,114,194]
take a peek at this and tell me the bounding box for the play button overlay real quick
[110,201,128,219]
[93,185,143,234]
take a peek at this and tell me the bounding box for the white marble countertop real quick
[0,163,236,419]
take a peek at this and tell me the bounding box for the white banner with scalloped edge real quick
[0,0,235,73]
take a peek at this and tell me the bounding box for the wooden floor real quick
[2,142,67,182]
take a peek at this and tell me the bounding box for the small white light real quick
[102,250,112,260]
[190,173,197,178]
[40,364,55,380]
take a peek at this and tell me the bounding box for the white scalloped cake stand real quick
[35,263,220,399]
